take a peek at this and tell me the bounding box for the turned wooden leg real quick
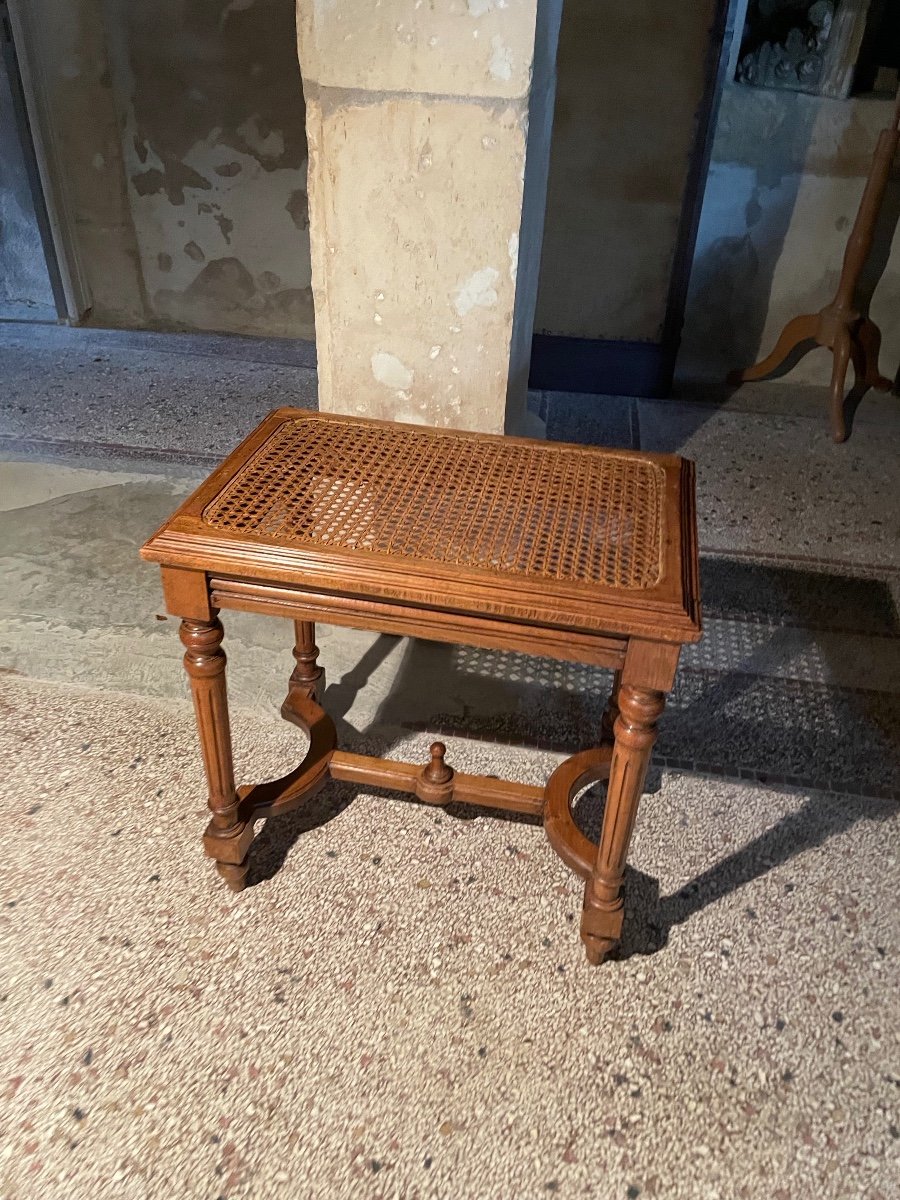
[288,620,324,703]
[180,616,250,891]
[829,327,852,443]
[600,670,622,745]
[581,684,665,964]
[727,313,819,384]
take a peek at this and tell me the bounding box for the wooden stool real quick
[141,410,701,965]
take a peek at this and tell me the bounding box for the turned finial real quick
[424,741,453,784]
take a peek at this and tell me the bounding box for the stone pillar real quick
[297,1,561,436]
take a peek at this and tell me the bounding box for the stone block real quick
[298,0,540,100]
[307,95,528,432]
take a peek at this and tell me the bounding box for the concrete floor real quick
[1,322,898,1198]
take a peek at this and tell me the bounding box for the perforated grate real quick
[202,416,665,590]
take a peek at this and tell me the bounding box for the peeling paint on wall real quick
[155,255,313,331]
[285,189,309,230]
[105,0,315,338]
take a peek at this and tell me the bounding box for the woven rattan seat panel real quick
[201,416,666,590]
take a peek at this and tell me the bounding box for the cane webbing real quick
[202,416,665,590]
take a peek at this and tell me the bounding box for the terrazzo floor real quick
[1,322,899,1199]
[2,676,898,1200]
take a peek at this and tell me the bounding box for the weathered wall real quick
[21,0,147,326]
[681,85,900,384]
[22,0,720,350]
[534,0,719,342]
[104,0,314,338]
[21,0,313,338]
[0,43,56,320]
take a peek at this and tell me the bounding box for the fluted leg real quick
[287,620,324,703]
[180,616,249,891]
[581,684,665,964]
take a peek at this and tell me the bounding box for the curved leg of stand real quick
[829,327,852,443]
[858,318,893,391]
[728,314,819,384]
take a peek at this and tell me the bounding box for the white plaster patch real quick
[236,116,284,160]
[140,130,310,305]
[453,268,500,317]
[467,0,495,14]
[429,345,442,359]
[507,232,519,283]
[371,352,414,390]
[489,36,513,81]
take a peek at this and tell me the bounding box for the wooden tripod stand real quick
[729,93,900,442]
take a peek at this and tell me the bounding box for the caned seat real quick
[143,409,700,656]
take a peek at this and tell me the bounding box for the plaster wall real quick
[10,0,144,325]
[0,46,56,321]
[681,85,900,386]
[103,0,314,339]
[20,0,314,338]
[22,0,718,354]
[534,0,720,342]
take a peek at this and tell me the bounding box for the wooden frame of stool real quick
[143,409,701,965]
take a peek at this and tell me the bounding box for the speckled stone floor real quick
[1,322,899,1198]
[2,678,898,1200]
[2,322,898,568]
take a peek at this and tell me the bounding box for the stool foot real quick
[580,878,624,963]
[582,934,619,966]
[216,858,249,892]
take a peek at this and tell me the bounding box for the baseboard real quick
[529,334,674,398]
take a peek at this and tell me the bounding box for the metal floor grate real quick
[202,416,666,590]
